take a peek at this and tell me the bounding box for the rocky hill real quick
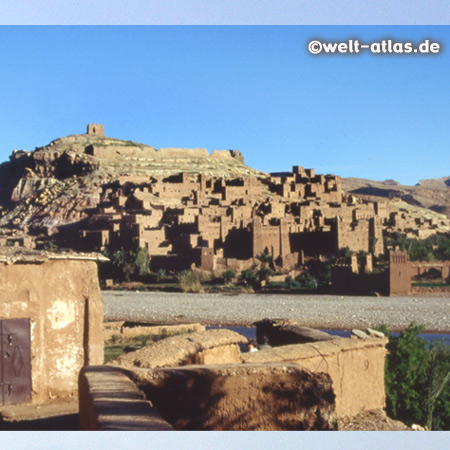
[342,176,450,218]
[0,126,449,256]
[0,129,267,234]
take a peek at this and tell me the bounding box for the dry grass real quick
[177,270,202,293]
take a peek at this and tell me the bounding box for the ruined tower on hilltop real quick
[87,123,105,136]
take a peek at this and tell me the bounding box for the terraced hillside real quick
[0,131,267,233]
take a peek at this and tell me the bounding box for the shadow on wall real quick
[133,364,336,431]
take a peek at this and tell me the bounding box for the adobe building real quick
[70,160,446,277]
[71,165,392,273]
[331,250,450,296]
[0,247,105,407]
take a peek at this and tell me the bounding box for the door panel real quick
[0,319,32,405]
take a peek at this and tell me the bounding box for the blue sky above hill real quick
[1,26,449,185]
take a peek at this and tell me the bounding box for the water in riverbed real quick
[207,326,450,345]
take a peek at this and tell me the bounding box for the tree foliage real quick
[222,269,236,284]
[134,247,150,276]
[378,323,450,430]
[385,232,450,262]
[256,249,273,266]
[103,247,150,281]
[240,269,257,287]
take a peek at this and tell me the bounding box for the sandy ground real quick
[103,291,450,333]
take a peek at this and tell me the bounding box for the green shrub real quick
[222,269,236,284]
[295,273,318,289]
[339,246,354,258]
[43,240,59,252]
[104,247,150,281]
[134,247,150,276]
[384,232,450,262]
[256,250,273,265]
[240,269,257,287]
[257,266,273,283]
[111,249,135,282]
[378,323,450,430]
[177,270,202,293]
[156,268,166,282]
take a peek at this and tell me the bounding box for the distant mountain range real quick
[342,176,450,218]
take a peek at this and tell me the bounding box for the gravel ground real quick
[103,291,450,332]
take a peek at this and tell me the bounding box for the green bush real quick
[384,232,450,262]
[257,266,273,283]
[222,269,236,284]
[256,250,273,265]
[111,249,135,282]
[240,269,257,287]
[295,273,318,290]
[156,268,166,282]
[177,270,202,293]
[43,240,59,252]
[103,247,150,281]
[377,323,450,430]
[339,246,354,258]
[134,247,150,276]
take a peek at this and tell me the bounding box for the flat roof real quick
[0,247,108,264]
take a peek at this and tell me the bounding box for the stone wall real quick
[79,366,174,431]
[106,328,387,422]
[81,334,390,429]
[240,336,387,418]
[0,259,103,404]
[157,148,210,158]
[410,260,450,280]
[108,329,247,369]
[104,322,206,341]
[331,265,389,295]
[124,363,337,430]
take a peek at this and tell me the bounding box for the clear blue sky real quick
[0,1,449,25]
[0,26,449,185]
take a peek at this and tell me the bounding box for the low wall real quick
[240,336,387,417]
[157,148,210,158]
[79,365,174,431]
[83,330,387,429]
[82,363,336,431]
[108,329,246,369]
[104,322,206,341]
[410,260,450,279]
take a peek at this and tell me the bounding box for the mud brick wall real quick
[241,337,387,417]
[79,365,174,431]
[130,363,337,430]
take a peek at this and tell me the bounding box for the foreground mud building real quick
[0,248,104,407]
[0,124,448,274]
